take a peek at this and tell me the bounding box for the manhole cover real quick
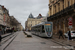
[41,42,46,44]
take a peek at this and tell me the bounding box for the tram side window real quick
[32,28,34,31]
[38,29,40,32]
[37,29,39,32]
[38,26,41,32]
[42,25,45,33]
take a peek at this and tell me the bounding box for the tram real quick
[31,22,53,38]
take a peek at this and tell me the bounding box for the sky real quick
[0,0,49,28]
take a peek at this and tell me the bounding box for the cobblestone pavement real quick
[5,31,72,50]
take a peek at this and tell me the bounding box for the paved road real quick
[5,31,71,50]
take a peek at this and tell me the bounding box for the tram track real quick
[1,33,15,45]
[3,32,19,50]
[0,33,16,46]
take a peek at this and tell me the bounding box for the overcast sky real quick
[0,0,49,28]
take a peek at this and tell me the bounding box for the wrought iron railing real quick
[49,0,60,7]
[48,3,75,20]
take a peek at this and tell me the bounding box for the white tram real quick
[31,22,53,38]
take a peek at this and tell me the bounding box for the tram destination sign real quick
[45,24,51,25]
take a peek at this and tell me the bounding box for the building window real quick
[58,3,60,12]
[50,0,51,2]
[54,5,56,13]
[63,5,64,10]
[50,8,51,15]
[63,0,64,9]
[31,24,32,26]
[68,1,70,6]
[29,25,30,27]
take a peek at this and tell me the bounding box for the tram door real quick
[39,26,42,34]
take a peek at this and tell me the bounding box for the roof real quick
[37,14,43,19]
[28,13,34,18]
[0,5,2,10]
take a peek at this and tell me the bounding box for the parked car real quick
[64,31,75,38]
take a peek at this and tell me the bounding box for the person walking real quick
[58,30,64,39]
[68,31,72,40]
[4,27,6,34]
[11,27,14,34]
[0,29,2,46]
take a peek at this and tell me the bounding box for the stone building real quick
[10,16,20,30]
[48,0,75,34]
[20,25,23,31]
[25,21,27,30]
[6,11,10,27]
[25,13,44,30]
[2,6,7,26]
[0,5,4,27]
[18,24,23,31]
[1,6,11,28]
[0,5,21,33]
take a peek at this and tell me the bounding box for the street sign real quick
[68,17,72,21]
[68,17,73,30]
[69,25,72,29]
[68,21,72,25]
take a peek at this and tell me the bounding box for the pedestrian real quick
[68,31,72,40]
[11,27,14,34]
[2,28,4,34]
[12,27,14,32]
[0,29,2,46]
[58,29,64,39]
[4,27,6,34]
[10,28,13,34]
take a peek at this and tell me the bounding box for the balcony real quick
[48,3,75,20]
[49,0,60,7]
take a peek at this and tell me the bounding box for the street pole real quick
[70,28,71,31]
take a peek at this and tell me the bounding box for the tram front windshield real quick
[45,24,52,33]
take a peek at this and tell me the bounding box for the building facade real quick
[0,5,3,26]
[10,16,21,30]
[25,13,44,30]
[25,21,27,30]
[20,25,23,31]
[0,5,22,35]
[1,6,11,28]
[48,0,75,34]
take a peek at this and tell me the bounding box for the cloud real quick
[0,0,49,28]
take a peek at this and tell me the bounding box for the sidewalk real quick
[53,34,75,41]
[53,34,75,46]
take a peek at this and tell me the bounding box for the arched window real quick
[68,1,70,6]
[63,0,64,9]
[50,8,51,15]
[54,5,56,13]
[58,3,60,12]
